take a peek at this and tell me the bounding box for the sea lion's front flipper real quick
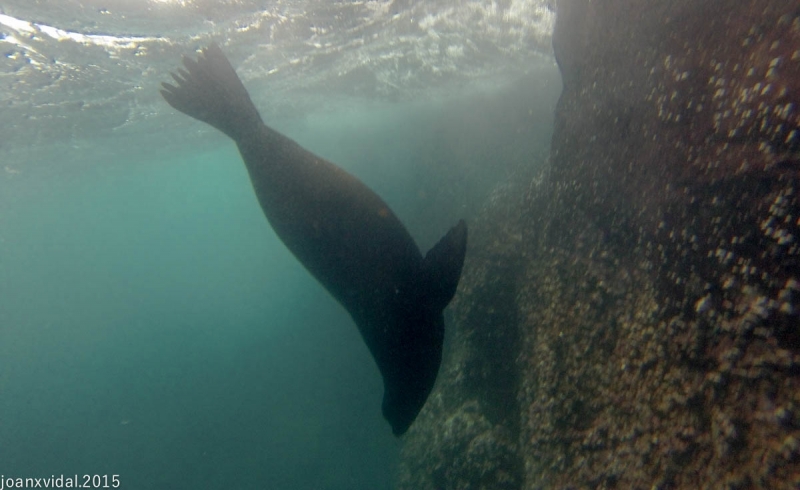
[376,220,466,436]
[422,219,468,312]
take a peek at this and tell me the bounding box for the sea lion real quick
[160,43,468,436]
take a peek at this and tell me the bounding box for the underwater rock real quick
[399,399,520,490]
[552,0,799,234]
[399,0,799,488]
[531,0,799,487]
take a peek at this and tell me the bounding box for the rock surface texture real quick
[398,0,800,488]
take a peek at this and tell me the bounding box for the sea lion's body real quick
[161,44,467,435]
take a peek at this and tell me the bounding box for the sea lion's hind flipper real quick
[421,220,468,312]
[160,43,262,140]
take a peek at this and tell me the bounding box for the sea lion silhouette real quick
[161,43,467,435]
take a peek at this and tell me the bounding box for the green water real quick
[0,146,398,488]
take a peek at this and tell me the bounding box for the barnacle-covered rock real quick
[398,0,799,488]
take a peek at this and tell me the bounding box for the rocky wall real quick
[398,0,799,489]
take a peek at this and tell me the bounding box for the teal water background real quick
[0,70,559,489]
[1,144,398,488]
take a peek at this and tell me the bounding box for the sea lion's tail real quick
[161,43,262,140]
